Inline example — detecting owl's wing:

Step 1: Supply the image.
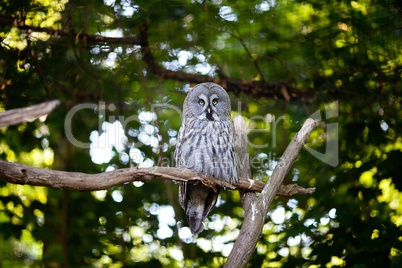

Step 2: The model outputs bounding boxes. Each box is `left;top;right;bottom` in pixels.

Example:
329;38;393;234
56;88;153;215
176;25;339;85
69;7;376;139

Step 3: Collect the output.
178;182;187;210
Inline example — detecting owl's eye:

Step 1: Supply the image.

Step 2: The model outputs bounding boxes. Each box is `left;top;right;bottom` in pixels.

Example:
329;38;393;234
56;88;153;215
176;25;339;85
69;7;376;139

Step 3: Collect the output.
212;99;218;105
198;99;205;106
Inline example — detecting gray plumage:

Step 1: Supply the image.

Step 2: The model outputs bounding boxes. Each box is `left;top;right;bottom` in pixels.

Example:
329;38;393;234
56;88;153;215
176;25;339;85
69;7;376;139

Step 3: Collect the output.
174;82;238;235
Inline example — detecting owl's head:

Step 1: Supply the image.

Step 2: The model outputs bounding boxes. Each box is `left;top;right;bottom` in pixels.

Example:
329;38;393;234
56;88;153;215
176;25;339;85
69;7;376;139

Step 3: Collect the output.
184;82;231;121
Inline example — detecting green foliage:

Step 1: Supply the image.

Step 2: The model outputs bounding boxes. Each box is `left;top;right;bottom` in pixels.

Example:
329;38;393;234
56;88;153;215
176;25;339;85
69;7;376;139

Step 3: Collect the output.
0;0;401;267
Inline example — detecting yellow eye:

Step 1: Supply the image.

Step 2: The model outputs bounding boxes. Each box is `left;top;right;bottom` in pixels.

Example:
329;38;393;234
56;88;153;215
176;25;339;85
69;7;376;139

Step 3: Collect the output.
198;99;205;106
212;99;218;105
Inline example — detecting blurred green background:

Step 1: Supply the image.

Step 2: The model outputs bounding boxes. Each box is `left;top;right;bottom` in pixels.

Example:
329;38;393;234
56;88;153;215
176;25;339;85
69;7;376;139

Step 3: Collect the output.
0;0;401;267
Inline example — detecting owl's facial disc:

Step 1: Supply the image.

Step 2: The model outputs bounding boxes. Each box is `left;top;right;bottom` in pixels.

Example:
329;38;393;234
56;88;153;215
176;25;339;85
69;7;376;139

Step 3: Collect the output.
187;83;231;121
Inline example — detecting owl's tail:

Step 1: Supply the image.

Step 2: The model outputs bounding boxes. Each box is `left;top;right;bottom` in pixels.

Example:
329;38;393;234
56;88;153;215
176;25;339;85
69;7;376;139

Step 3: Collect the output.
180;182;220;235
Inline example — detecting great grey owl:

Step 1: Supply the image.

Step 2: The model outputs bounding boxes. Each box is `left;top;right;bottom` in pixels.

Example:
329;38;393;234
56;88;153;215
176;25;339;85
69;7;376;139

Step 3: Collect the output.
174;82;238;235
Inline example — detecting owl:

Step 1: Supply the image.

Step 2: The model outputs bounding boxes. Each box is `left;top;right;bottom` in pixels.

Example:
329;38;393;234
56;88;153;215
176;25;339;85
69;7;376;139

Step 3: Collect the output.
174;82;238;235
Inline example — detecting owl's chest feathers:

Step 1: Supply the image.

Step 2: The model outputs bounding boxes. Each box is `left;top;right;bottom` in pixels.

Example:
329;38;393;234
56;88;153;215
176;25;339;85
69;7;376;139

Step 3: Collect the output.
180;119;233;147
176;118;237;183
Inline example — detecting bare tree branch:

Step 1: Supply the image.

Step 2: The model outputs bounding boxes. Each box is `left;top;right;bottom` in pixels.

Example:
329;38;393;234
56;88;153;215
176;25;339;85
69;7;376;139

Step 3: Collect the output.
0;99;60;127
0;160;315;197
0;100;314;197
233;114;259;211
225;118;319;268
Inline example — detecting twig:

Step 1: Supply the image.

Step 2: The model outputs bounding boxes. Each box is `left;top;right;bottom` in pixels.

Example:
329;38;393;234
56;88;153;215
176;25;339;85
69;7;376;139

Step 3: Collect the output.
0;100;60;127
206;24;266;81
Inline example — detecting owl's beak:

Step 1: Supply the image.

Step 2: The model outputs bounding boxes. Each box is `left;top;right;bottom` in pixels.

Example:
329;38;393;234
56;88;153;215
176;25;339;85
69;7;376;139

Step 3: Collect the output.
206;106;214;121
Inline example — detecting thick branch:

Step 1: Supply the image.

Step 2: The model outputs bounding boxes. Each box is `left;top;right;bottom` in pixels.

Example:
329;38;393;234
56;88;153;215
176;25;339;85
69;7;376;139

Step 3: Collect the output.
0;100;60;127
0;160;314;196
258;118;319;207
225;118;319;268
233;115;258;210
